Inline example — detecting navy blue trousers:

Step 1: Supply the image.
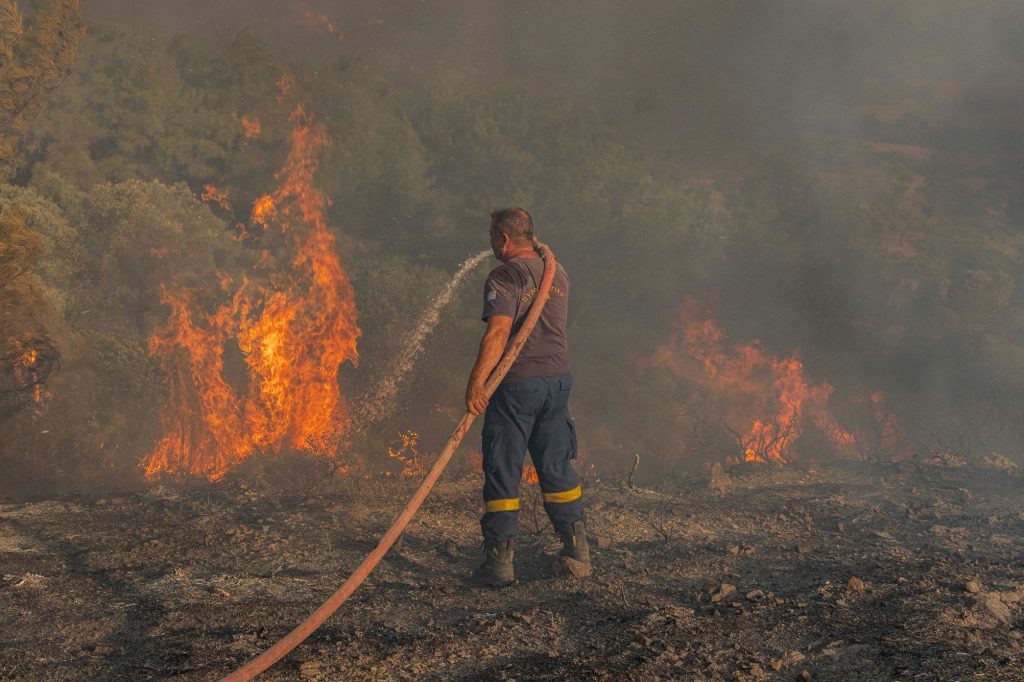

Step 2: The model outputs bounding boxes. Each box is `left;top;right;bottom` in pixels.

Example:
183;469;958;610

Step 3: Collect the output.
481;373;584;541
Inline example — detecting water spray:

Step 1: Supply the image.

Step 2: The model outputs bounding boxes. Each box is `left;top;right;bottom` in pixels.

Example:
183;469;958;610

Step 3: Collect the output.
352;249;491;430
220;242;558;681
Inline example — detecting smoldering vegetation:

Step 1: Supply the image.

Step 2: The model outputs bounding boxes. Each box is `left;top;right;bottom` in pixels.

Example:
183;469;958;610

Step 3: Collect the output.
3;1;1022;494
4;0;1019;493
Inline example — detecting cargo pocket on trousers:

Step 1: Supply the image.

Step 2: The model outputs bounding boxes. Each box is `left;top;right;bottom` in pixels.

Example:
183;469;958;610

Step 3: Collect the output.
566;418;578;461
482;423;503;475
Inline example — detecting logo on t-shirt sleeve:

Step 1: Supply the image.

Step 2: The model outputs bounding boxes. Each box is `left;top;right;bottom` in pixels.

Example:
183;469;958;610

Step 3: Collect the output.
487;289;498;302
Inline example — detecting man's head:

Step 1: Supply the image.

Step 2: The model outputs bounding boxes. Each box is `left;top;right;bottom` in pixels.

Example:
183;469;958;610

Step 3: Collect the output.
489;207;535;261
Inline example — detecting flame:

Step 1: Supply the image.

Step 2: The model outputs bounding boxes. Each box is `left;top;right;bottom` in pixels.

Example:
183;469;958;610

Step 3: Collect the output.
522;463;539;484
238;105;360;452
8;338;56;408
652;298;856;464
201;184;233;212
18;346;42;404
241;115;262;139
276;75;295;101
293;0;341;37
386;430;424;477
145;289;247;480
144;105;360;480
251;194;276;228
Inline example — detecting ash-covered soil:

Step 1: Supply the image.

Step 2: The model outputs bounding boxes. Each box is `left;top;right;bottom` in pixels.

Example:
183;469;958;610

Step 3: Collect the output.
1;456;1023;681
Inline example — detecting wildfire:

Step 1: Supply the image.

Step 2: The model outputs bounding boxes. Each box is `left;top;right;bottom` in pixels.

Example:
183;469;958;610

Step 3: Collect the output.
241;114;261;139
386;430;424;477
15;344;43;404
293;0;341;37
145;289;248;479
251;194;276;228
652;298;856;463
144;105;360;480
276;75;295;102
201;184;233;213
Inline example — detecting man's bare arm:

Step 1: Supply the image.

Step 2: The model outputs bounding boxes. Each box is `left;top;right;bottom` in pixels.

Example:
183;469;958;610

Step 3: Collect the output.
466;314;513;415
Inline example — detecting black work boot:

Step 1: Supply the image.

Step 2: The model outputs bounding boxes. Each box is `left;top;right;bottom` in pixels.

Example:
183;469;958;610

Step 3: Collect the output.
554;520;592;577
472;539;515;587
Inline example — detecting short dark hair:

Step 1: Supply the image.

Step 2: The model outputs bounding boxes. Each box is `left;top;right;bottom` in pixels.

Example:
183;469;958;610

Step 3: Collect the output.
490;207;533;244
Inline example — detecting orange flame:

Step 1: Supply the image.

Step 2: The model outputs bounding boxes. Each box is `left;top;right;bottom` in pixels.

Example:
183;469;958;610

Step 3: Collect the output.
386;430;424;477
251;194;276;229
201;184;233;212
522;463;539;484
144;105;360;480
276;75;295;101
238;105;360;452
145;289;247;480
241;115;262;139
17;346;42;404
293;0;342;37
652;298;856;463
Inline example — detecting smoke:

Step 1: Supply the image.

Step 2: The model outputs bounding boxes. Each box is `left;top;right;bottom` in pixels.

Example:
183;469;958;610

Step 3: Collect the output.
83;1;1024;149
2;0;1022;492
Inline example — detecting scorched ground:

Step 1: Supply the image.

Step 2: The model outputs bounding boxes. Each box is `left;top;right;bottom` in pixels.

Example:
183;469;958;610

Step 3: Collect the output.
1;456;1022;680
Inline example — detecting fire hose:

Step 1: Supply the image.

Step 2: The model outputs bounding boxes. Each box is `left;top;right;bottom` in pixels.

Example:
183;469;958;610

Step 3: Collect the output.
220;242;558;681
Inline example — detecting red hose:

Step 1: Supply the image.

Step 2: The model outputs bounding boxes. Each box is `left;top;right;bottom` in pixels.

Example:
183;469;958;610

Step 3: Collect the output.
219;243;558;681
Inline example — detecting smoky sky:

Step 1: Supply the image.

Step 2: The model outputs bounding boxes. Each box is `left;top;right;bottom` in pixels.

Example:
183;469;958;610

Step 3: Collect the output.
82;0;1024;155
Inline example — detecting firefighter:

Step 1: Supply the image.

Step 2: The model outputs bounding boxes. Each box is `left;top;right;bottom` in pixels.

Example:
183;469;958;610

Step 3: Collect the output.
465;207;589;586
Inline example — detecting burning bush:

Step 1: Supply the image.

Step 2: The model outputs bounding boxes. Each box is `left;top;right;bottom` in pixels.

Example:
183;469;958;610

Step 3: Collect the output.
645;298;911;466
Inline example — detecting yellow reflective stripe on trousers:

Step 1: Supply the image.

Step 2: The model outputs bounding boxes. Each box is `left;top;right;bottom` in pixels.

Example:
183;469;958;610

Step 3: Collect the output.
485;498;520;513
542;485;581;504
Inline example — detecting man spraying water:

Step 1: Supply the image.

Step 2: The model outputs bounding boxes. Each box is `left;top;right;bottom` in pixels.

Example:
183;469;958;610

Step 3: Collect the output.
465;208;590;586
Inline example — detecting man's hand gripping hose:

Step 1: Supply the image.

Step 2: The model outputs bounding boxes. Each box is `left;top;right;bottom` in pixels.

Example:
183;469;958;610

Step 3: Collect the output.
219;241;557;681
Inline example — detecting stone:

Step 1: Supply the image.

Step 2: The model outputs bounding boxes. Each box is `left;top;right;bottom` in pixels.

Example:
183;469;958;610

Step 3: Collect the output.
964;579;983;594
846;576;865;592
746;589;765;601
783;651;806;665
748;664;768;680
595;536;612;549
979;597;1012;625
796;545;813;554
708;462;732;492
710;583;737;602
298;660;322;680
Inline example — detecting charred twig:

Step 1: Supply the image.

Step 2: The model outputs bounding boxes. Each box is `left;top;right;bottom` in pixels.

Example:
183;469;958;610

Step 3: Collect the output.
648;500;675;542
627;453;640;488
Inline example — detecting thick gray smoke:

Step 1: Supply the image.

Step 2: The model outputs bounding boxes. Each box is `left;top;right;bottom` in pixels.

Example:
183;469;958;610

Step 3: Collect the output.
2;0;1020;493
84;0;1023;153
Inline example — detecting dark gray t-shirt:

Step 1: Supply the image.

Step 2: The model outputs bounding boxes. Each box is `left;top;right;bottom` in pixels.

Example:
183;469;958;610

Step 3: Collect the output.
482;256;570;382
